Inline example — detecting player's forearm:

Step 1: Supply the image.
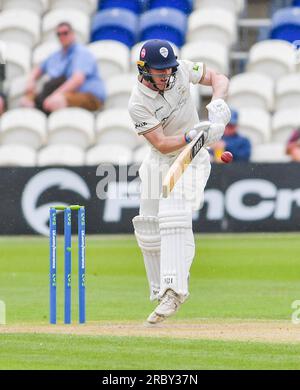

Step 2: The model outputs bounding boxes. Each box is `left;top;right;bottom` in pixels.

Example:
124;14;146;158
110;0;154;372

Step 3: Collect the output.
155;134;187;154
211;73;229;100
144;125;197;155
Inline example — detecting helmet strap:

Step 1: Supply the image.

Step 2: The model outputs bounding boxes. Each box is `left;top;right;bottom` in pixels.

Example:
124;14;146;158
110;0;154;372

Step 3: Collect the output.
138;64;178;91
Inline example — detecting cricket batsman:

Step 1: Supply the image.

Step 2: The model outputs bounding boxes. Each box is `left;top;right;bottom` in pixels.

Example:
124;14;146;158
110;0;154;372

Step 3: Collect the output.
128;39;230;324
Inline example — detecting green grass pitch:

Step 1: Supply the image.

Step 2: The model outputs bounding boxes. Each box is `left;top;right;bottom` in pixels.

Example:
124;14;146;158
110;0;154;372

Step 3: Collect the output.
0;233;300;370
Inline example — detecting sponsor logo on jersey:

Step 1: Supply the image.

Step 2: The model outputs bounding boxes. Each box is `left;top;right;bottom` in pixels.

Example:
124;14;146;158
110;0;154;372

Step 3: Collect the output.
135;121;148;129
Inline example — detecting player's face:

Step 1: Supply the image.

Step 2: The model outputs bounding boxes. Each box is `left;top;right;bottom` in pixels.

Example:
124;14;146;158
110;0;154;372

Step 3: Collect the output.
150;68;173;91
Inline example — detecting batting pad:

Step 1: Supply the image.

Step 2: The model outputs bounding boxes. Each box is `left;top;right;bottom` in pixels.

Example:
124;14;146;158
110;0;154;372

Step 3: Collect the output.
158;198;192;300
132;216;161;301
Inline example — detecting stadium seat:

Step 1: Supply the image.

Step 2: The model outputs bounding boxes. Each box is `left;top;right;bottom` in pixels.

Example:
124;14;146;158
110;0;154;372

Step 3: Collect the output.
4;43;31;82
32;41;60;67
148;0;193;14
238;108;271;145
99;0;143;14
86;144;133;166
0;108;47;149
1;0;49;16
42;9;90;44
275;73;300;111
105;73;137;109
130;40;180;71
247;40;296;80
140;8;187;47
194;0;245;14
6;74;48;110
0;9;40;48
95;109;139;150
272;108;300;143
251;143;291;163
37;145;85;166
228;73;274;111
6;75;27;110
0;145;37;167
48;108;95;149
187;8;237;47
181;42;229;75
88;40;130;80
91;9;138;48
271;7;300;43
50;0;98;15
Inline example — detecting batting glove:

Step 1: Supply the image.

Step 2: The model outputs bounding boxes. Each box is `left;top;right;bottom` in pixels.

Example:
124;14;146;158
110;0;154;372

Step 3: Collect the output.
206;99;231;126
203;123;225;146
184;121;212;144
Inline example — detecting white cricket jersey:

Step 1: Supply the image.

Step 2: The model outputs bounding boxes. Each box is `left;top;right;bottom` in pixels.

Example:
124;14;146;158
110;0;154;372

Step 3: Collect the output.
128;60;206;144
129;59;211;210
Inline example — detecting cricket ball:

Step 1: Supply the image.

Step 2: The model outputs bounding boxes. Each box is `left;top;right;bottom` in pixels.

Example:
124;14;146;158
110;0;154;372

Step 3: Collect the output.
221;151;233;164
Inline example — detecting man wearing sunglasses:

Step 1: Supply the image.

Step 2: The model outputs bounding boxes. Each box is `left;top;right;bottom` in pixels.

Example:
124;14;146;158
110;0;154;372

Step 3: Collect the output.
21;22;105;113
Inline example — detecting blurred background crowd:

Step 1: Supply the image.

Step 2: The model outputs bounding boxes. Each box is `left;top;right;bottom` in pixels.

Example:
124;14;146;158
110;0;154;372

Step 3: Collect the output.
0;0;300;167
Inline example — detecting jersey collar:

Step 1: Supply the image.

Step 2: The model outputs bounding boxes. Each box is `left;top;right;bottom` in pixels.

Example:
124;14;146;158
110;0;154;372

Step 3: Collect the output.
137;79;159;99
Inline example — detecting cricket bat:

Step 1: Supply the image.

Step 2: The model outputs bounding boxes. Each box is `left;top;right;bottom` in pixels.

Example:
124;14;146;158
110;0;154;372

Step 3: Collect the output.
162;121;211;198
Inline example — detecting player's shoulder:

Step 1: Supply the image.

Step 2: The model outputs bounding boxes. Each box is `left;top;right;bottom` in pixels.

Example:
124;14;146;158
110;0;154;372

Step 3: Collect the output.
179;59;204;71
128;84;147;115
178;59;192;68
128;80;153;107
128;84;140;107
177;59;189;72
177;59;202;77
177;59;206;84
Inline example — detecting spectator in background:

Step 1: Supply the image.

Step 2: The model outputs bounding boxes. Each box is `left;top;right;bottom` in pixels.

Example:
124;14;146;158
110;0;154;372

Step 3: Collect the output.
210;108;251;162
286;127;300;162
21;22;106;114
0;93;6;115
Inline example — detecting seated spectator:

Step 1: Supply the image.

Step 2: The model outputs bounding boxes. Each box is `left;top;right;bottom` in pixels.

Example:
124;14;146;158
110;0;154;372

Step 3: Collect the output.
21;22;106;114
286;127;300;162
0;92;6;115
210;109;251;162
